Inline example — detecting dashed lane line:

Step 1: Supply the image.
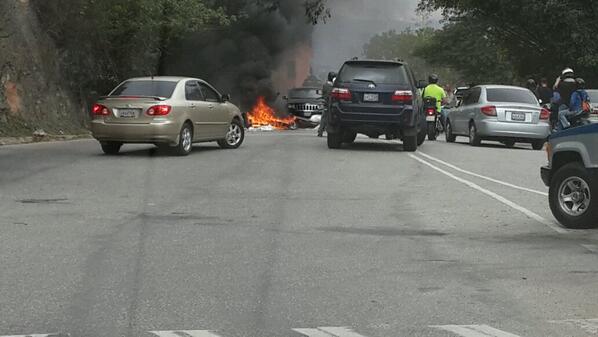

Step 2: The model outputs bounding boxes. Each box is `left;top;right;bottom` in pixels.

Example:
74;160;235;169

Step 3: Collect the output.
149;331;222;337
418;152;548;197
431;324;522;337
409;154;569;234
293;327;368;337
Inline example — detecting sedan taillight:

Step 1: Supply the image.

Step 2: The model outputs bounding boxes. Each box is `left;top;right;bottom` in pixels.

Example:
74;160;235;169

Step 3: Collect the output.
540;108;550;120
480;105;497;116
147;105;172;116
92;104;110;116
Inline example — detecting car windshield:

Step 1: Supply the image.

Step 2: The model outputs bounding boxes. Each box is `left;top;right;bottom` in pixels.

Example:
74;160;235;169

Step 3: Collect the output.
486;88;538;105
289;88;322;99
337;63;409;84
110;80;178;98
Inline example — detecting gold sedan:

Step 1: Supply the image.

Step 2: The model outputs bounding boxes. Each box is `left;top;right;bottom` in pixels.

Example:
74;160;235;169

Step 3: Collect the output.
91;77;245;155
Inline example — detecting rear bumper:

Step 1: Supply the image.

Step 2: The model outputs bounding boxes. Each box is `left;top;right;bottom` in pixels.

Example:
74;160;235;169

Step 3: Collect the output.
91;119;180;144
541;166;551;186
477;120;551;140
331;105;416;128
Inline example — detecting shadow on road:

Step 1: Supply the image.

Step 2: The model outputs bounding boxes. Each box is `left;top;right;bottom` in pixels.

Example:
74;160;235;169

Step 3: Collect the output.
339;141;406;152
98;145;222;157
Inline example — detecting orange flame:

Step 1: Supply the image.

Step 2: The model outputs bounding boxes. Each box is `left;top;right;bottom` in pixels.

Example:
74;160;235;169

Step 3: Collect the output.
247;96;296;130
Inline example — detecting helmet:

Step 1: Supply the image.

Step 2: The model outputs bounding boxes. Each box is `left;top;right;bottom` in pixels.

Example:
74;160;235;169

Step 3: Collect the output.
562;68;574;76
428;74;439;84
526;78;537;87
575;77;586;89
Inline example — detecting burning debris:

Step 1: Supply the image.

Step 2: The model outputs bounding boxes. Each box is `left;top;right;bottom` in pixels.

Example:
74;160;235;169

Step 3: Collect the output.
247;96;296;130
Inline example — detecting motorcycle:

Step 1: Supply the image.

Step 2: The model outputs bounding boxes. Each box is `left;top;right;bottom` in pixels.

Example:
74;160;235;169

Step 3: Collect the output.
423;97;442;141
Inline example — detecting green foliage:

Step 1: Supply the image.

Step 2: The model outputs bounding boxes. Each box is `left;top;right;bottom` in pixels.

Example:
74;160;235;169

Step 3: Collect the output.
364;28;461;85
417;0;598;85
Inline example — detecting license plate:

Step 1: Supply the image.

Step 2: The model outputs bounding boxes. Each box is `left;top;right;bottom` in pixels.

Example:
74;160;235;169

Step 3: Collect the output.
426;116;436;122
510;112;526;121
363;93;379;102
118;108;138;118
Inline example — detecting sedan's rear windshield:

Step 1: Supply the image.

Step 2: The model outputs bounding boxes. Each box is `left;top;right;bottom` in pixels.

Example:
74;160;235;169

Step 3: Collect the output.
110;80;178;98
338;63;409;85
586;90;598;102
289;88;322;99
486;88;538;105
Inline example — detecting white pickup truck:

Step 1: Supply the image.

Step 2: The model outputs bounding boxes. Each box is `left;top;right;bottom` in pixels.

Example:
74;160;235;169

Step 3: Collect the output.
542;123;598;228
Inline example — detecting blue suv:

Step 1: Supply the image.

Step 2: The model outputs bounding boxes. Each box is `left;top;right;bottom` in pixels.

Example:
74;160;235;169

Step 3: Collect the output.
326;59;425;151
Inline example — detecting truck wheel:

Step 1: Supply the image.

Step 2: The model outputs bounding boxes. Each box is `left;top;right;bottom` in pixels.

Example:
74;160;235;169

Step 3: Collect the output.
532;140;545;151
342;132;357;144
403;134;417;152
503;140;516;148
445;120;456;143
427;122;437;141
101;142;122;155
417;126;426;146
327;130;343;149
549;163;598;229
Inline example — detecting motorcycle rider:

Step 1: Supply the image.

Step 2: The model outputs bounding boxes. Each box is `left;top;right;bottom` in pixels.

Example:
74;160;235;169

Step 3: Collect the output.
423;74;448;128
554;68;577;107
537;78;554;104
558;77;590;130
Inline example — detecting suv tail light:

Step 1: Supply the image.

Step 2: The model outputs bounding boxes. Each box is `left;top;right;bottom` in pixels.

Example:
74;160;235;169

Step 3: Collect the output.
331;88;352;101
147;105;172;116
392;90;413;104
540;108;550;120
92;103;110;116
481;105;497;116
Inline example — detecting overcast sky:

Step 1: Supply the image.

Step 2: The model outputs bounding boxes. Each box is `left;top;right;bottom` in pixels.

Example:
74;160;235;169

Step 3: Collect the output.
312;0;440;75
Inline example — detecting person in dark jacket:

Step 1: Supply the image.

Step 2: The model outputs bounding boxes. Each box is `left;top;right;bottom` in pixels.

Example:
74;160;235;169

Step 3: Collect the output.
537;78;554;104
554;68;577;107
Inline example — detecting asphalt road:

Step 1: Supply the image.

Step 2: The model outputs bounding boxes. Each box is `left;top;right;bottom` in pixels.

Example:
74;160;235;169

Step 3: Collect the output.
2;131;598;337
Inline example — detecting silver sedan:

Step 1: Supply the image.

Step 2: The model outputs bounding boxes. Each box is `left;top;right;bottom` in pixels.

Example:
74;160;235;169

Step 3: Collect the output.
445;85;551;150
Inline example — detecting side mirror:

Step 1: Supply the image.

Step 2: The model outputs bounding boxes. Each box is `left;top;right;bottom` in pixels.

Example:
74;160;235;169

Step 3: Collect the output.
417;80;427;89
222;94;231;102
328;71;337;82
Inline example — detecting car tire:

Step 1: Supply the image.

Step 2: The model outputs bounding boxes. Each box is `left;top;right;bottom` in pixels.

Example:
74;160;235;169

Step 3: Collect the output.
469;123;481;146
342;131;357;144
532;140;545;151
427;122;437;141
503;140;516;148
549;163;598;229
172;122;193;156
445;120;456;143
403;134;417;152
327;130;343;149
101;142;122;155
218;119;245;149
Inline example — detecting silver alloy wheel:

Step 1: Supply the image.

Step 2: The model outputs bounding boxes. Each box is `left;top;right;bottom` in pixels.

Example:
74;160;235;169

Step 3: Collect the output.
558;176;591;216
182;127;192;152
226;122;242;146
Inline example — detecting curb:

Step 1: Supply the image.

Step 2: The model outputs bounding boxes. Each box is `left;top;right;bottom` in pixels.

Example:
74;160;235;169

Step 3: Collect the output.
0;134;92;146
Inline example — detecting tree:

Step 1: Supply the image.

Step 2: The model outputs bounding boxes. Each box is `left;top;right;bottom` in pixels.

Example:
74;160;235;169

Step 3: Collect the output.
364;28;461;85
417;0;598;85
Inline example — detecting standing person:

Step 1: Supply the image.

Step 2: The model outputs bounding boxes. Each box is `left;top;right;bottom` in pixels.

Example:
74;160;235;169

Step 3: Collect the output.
537;78;554;104
526;78;539;98
318;74;334;137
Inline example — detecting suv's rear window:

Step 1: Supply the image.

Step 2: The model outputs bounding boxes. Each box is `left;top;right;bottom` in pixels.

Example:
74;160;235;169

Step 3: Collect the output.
338;63;409;85
486;88;538;105
111;80;178;98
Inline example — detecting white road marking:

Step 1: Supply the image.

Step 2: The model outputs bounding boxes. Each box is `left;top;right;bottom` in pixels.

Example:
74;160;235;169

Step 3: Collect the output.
293;327;367;337
149;331;222;337
549;318;598;334
581;244;598;253
409;154;569;234
431;324;521;337
0;335;57;337
419;152;548;196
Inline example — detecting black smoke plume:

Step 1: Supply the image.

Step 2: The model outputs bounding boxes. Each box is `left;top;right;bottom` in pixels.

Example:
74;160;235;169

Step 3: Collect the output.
163;1;313;111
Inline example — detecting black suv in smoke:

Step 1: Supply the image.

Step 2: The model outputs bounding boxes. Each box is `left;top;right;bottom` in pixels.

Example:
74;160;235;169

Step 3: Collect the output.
326;59;425;151
285;87;325;127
